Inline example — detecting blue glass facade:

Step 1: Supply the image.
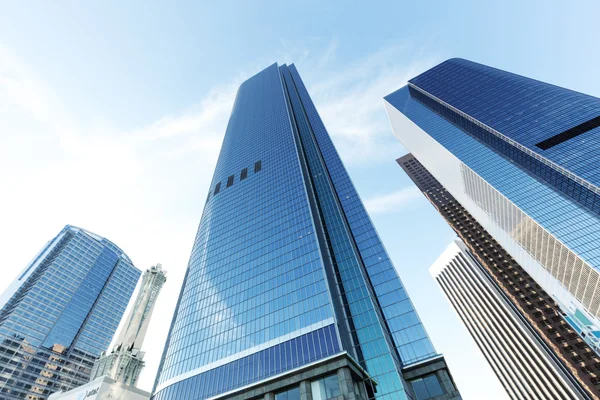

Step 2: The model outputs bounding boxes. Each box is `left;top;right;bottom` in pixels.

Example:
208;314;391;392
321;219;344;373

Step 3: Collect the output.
152;64;441;400
0;225;140;399
385;58;600;323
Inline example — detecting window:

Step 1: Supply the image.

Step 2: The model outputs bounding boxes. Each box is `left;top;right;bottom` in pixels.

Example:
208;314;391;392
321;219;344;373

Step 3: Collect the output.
214;182;221;195
311;374;340;400
275;387;300;400
410;374;444;400
240;168;248;180
227;175;234;188
254;160;262;173
535;115;600;150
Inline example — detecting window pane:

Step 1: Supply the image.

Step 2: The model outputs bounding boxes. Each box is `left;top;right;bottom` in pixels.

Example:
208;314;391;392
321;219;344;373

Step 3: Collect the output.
424;374;444;397
411;378;429;400
275;386;300;400
323;375;341;397
311;374;340;400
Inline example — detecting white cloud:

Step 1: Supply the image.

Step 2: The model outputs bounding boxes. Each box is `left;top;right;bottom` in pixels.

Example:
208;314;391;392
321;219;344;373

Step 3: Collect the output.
315;37;339;70
364;186;422;215
0;45;74;133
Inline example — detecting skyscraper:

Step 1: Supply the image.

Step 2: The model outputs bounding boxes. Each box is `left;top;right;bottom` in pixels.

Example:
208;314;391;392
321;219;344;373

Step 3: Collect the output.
385;58;600;395
152;64;461;400
398;153;600;398
0;225;141;399
431;240;584;400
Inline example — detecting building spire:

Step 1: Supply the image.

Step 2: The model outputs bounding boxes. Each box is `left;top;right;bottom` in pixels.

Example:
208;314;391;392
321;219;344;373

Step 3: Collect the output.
90;264;167;387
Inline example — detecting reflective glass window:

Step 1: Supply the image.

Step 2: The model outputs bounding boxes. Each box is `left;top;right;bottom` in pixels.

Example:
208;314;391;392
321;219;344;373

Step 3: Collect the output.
410;374;444;400
311;374;341;400
275;386;300;400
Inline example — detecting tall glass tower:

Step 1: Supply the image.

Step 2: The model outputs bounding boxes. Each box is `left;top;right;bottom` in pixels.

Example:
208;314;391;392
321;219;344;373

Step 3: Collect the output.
152;64;460;400
385;58;600;396
0;225;141;399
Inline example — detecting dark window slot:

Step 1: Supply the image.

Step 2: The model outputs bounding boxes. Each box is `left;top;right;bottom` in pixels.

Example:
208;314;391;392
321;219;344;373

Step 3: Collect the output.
214;182;221;195
254;160;262;173
536;115;600;150
240;168;248;180
226;175;234;188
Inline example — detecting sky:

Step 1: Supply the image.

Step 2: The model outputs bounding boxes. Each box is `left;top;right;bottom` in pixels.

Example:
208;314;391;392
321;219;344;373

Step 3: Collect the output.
1;1;600;398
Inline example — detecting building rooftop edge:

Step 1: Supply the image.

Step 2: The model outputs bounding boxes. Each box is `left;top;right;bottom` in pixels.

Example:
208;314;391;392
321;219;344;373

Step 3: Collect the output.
429;240;467;277
64;224;136;267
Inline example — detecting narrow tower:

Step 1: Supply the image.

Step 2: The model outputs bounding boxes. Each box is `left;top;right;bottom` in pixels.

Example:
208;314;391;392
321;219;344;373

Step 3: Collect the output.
91;264;167;387
151;63;461;400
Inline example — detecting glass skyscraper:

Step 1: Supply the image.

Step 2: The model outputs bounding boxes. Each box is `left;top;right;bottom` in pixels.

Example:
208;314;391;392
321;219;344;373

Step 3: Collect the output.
0;225;141;399
152;64;460;400
385;58;600;396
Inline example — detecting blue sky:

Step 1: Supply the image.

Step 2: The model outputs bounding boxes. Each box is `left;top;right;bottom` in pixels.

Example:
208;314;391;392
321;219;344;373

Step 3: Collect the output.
1;1;599;398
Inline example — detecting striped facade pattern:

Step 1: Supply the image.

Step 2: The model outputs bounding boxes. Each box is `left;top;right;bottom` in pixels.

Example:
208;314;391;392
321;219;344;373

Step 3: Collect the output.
432;243;582;400
461;165;600;318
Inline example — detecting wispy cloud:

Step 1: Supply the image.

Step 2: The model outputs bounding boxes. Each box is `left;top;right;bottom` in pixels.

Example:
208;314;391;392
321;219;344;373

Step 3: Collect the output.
0;45;72;132
315;37;339;70
127;80;242;161
364;186;422;215
302;41;440;164
130;80;241;143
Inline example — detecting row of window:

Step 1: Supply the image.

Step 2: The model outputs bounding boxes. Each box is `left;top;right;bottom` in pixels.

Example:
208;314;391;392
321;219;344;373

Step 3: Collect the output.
393;83;600;285
154;325;340;400
536;115;600;150
211;160;262;197
408;84;600;216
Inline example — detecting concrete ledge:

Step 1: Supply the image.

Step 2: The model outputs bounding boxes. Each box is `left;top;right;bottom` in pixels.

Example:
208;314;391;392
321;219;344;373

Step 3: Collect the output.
402;355;462;400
